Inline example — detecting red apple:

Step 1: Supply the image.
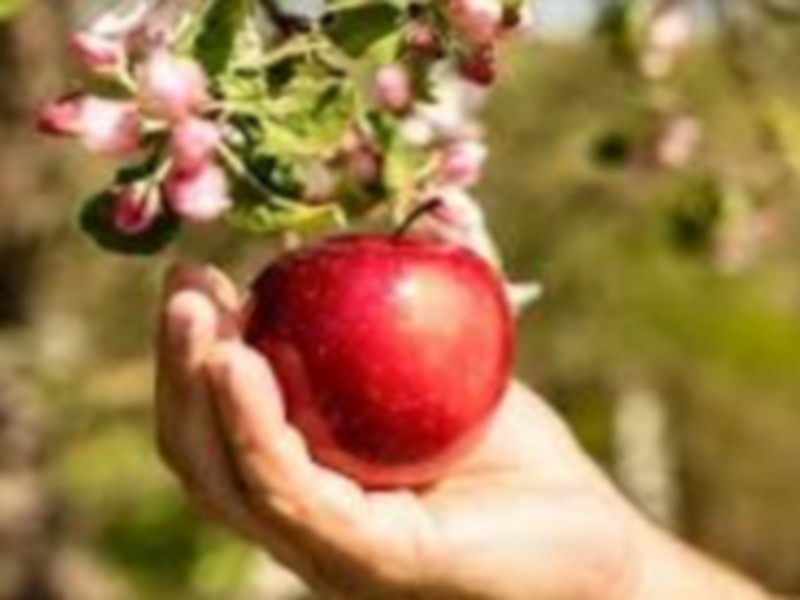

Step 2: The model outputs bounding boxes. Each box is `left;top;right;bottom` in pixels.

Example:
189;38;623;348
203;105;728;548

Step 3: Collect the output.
245;234;514;488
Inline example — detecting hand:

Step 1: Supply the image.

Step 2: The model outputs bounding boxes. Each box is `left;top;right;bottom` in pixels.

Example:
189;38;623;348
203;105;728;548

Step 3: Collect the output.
155;264;767;600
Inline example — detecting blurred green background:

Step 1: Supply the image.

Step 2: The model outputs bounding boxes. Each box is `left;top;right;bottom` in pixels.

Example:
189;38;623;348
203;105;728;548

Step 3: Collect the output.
1;0;800;597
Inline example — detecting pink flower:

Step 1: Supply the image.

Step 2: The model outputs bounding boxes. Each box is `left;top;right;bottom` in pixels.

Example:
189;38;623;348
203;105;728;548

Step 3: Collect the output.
438;138;487;186
69;31;127;73
413;187;500;264
373;64;413;113
345;146;381;184
427;187;484;230
137;50;208;121
165;163;231;223
446;0;503;44
406;22;442;57
112;185;159;234
37;94;141;157
169;117;221;174
37;93;84;136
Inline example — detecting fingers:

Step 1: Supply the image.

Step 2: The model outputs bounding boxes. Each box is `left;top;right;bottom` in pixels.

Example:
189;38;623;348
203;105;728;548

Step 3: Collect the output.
204;341;328;514
155;264;236;466
157;266;412;588
204;342;377;556
155;265;277;545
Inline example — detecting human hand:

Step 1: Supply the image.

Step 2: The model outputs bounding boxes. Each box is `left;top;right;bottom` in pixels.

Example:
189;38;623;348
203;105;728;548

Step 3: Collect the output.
155;264;767;600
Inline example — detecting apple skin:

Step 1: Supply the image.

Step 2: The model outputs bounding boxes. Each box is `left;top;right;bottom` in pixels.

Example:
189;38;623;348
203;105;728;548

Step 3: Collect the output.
245;234;514;489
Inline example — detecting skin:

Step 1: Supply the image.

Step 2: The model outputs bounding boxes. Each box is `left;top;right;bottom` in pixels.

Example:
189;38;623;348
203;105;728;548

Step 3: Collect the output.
156;264;771;600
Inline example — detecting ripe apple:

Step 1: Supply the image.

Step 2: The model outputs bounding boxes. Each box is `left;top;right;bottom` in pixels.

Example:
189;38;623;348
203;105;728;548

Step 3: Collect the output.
245;234;514;488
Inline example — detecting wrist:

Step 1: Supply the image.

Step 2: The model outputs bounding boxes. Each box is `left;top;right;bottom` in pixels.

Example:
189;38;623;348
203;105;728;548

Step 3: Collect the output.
626;518;770;600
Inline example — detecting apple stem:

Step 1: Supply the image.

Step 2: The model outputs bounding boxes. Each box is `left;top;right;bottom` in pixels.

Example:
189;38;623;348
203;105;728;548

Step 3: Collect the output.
393;199;443;239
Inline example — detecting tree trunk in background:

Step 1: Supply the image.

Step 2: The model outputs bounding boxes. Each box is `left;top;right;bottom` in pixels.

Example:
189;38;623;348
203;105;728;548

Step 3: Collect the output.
0;4;121;599
0;0;68;327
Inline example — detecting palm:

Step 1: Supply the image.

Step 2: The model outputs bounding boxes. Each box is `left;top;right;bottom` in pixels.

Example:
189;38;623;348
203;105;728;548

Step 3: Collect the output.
157;266;635;599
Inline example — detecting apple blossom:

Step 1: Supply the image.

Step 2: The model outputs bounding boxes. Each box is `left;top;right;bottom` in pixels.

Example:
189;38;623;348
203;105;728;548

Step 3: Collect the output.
412;187;500;265
438;138;488;187
373;64;413;113
137;49;208;121
165;163;231;223
446;0;503;44
112;185;159;234
169;117;222;174
37;94;141;158
78;0;154;39
68;31;127;73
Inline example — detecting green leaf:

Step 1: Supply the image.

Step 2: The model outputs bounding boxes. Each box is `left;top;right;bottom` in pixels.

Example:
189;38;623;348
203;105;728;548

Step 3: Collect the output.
258;77;356;157
193;0;254;76
370;113;427;209
323;2;404;58
78;191;181;256
227;200;346;235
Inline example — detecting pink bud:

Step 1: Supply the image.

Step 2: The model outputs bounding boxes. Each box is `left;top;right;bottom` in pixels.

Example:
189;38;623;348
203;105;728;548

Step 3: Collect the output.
345;146;381;184
373;65;413;113
415;188;500;264
400;116;435;147
79;97;141;157
37;93;83;136
406;22;443;57
69;31;127;73
428;187;485;230
438;138;487;186
137;50;208;121
169;118;222;174
446;0;503;44
165;163;231;223
37;94;141;157
458;45;497;86
112;185;159;235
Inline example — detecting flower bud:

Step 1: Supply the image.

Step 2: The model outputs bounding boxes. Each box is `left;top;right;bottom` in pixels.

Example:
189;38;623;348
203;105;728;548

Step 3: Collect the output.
400;116;436;147
112;184;159;234
79;98;141;157
406;22;443;57
438;138;487;187
165;163;231;223
458;45;497;86
36;93;83;136
446;0;503;44
169;117;221;174
428;187;485;229
303;161;338;203
413;187;501;265
137;50;208;121
69;31;127;73
345;146;381;185
373;64;413;113
37;94;141;158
